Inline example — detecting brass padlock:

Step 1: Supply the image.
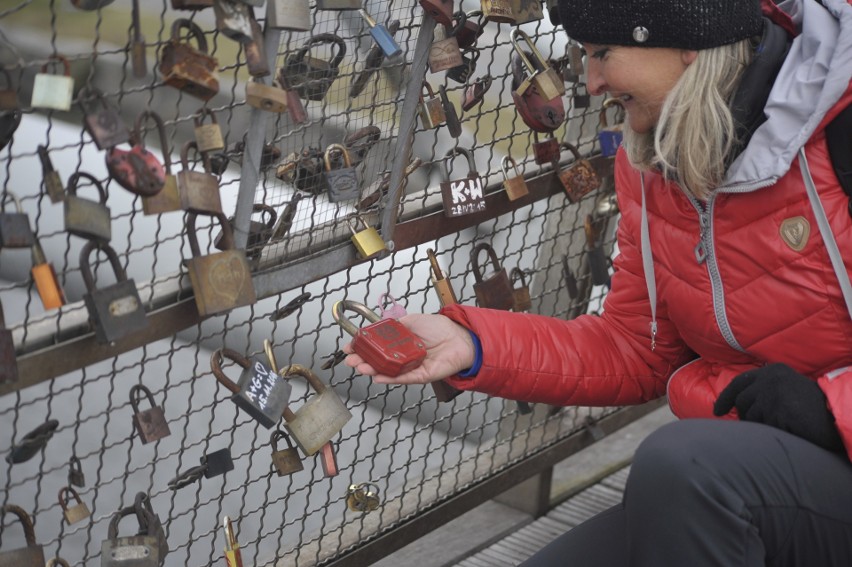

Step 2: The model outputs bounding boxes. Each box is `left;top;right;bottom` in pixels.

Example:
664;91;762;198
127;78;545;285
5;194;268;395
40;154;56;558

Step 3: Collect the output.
429;24;464;73
68;456;86;487
160;19;220;101
140;112;181;215
130;384;171;444
511;29;565;101
31;55;74;111
31;238;66;311
324;144;359;203
0;191;35;249
282;34;347;101
471;242;514;310
599;97;625;157
418;81;445;130
316;0;361;9
194;108;225;153
58;486;90;525
185;212;256;316
509;0;543;24
345;482;381;512
424;249;464;403
532;132;560;165
37;145;64;203
501;155;529;201
222;516;243;567
281;364;352;456
348;214;387;259
79;87;130;150
482;0;515;24
0;505;45;565
266;0;311;31
213;0;253;43
0;300;17;385
210;348;291;428
510;267;532;312
130;0;146;79
558;142;600;203
439;147;485;218
80;240;148;344
246;78;288;113
271;429;304;476
63;171;111;242
177;140;222;215
101;503;159;567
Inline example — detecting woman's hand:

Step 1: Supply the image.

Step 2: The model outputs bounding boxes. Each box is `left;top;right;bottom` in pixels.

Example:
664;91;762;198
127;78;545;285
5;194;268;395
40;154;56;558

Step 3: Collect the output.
342;313;475;385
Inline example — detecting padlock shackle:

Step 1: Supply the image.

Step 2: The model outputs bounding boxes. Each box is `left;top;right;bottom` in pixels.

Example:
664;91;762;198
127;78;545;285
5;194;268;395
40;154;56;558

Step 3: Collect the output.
280;363;327;394
0;504;37;544
332;299;380;337
40;54;71;76
193;107;218;127
470;242;502;282
271;428;296;451
324;143;352;171
58;486;83;510
107;501;150;540
69;455;83;477
210;348;249;394
186;211;233;257
560;142;583;162
170;18;209;54
79;240;129;295
450;10;467;35
46;558;72;567
251;202;278;228
500;155;520;179
420;81;436;101
129;383;157;413
510;266;528;287
180;140;213;174
134;110;171;172
599;97;625;128
343;125;381;160
66;171;108;203
510;29;547;74
0;189;24;213
293;33;347;68
440;147;476;181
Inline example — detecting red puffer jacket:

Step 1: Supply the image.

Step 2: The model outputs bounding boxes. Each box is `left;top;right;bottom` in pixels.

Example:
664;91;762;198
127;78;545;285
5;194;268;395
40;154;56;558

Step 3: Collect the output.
440;0;852;458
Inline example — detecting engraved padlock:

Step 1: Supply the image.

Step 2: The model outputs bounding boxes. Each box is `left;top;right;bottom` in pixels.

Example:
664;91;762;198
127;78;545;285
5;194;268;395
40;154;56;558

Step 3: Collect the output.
194;108;225;153
511;29;565;101
0;300;17;385
159;19;220;100
79;87;130;150
185;212;256;316
510;267;532;312
0;505;45;565
509;0;543;24
31;55;74;111
246;78;288;113
347;215;387;259
501;155;529;201
0;191;34;248
31;238;67;311
6;420;59;465
37;145;65;203
177;141;222;215
68;456;86;488
101;502;159;567
280;364;352;456
598;97;625;157
439;147;485;218
532;132;560;165
511;52;565;133
346;482;381;512
558;142;600;203
418;82;445;130
130;384;171;444
333;299;427;377
324;144;359;202
270;429;304;476
282;34;346;101
316;0;361;9
59;486;90;525
106;110;167;198
266;0;311;31
140;112;181;215
419;0;454;27
64;171;111;242
429;23;464;73
213;0;253;43
471;242;514;310
482;0;514;24
80;240;148;344
210;347;291;429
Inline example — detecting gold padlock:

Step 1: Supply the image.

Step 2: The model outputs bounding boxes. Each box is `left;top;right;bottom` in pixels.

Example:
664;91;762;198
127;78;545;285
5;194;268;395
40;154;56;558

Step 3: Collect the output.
246;78;289;113
194;107;225;152
347;215;387;259
511;29;565;101
345;483;381;512
482;0;515;23
418;82;445;130
501;155;529;201
59;486;90;525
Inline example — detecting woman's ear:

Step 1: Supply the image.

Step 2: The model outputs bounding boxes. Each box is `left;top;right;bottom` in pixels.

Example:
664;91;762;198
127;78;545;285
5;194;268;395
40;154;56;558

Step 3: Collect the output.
681;50;699;66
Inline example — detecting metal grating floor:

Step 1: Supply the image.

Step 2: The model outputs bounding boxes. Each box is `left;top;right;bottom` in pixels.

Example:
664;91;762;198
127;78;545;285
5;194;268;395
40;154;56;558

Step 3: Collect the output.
454;466;630;566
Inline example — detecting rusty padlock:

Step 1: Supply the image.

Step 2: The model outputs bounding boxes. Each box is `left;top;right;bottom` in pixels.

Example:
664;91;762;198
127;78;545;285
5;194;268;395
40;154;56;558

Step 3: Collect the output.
471;242;514;310
440;147;485;218
501;155;529;201
511;52;565;133
79;87;130;150
558;142;600;202
177;140;222;215
599;97;625;157
275;147;326;194
324;144;359;202
462;75;492;112
419;0;454;26
58;486;90;525
194;108;225;152
210;348;291;429
106;110;167;198
532;132;560;165
280;364;352;456
64;171;111;242
80;240;148;344
243;9;270;78
270;429;304;476
130;384;171;444
0;192;34;249
429;23;464;73
418;81;445;130
160;19;220;101
332;299;427;377
454;9;484;50
268;193;303;243
185;212;256;316
510;267;532;312
0;505;45;565
343;125;382;166
0;300;17;385
282;34;347;101
31;55;74;111
37;145;65;203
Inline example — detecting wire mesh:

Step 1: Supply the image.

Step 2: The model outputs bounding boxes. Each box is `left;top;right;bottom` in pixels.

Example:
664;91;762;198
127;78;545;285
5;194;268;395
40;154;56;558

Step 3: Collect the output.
0;1;621;566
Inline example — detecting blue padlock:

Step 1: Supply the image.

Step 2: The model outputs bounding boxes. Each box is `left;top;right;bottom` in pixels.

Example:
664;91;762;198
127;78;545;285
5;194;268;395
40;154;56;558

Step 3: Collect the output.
359;9;402;58
598;97;625;157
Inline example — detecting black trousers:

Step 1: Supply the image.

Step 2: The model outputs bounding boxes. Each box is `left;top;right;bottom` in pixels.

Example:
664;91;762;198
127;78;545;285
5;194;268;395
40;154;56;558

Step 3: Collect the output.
521;419;852;566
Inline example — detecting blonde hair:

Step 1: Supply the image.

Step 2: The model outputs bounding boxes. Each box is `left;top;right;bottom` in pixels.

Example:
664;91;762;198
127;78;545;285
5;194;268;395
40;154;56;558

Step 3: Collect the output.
622;39;754;200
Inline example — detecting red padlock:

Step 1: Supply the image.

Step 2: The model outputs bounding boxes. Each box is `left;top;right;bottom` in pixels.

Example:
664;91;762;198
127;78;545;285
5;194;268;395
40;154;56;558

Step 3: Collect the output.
105;110;167;197
332;299;426;377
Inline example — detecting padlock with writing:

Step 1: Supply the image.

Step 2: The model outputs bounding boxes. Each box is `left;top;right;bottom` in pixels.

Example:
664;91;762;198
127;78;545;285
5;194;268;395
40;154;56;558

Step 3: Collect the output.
213;0;253;43
31;238;66;311
64;171;111;242
185;212;256;316
429;23;464;73
246;78;288;113
585;214;611;287
80;88;130;150
419;0;454;26
140;113;181;215
418;82;445;130
454;9;484;50
317;0;361;8
324;144;359;202
511;53;565;133
599;97;625;157
462;75;492;112
243;10;270;78
282;34;346;101
68;456;86;488
471;242;515;310
501;155;529;201
348;215;387;259
160;19;220;100
511;29;565;101
440;147;485;218
482;0;514;24
271;429;304;476
106;110;167;198
38;145;65;203
0;505;45;565
266;0;311;30
510;267;532;312
194;108;225;152
280;364;352;456
333;300;427;377
509;0;543;24
440;85;462;138
0;192;34;248
447;48;479;84
346;482;381;512
318;441;339;477
80;240;148;344
558;142;600;202
177;141;222;215
130;384;171;444
59;486;90;525
532;132;560;165
101;502;159;567
360;9;402;58
31;55;74;111
6;420;59;465
0;300;17;385
210;348;291;428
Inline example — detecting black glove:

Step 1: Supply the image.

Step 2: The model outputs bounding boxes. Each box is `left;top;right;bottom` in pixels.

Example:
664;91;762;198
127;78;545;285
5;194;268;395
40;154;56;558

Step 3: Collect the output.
713;363;844;452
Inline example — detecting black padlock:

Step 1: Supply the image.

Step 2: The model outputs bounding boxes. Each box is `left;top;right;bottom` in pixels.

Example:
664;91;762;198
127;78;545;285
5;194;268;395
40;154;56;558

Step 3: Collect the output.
0;191;34;249
130;384;171;444
282;34;347;101
68;456;86;487
210;348;292;429
203;447;234;478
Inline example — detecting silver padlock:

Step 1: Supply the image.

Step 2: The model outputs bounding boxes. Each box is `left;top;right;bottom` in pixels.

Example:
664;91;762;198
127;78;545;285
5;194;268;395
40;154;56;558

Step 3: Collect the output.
266;0;310;31
31;55;74;111
281;364;352;456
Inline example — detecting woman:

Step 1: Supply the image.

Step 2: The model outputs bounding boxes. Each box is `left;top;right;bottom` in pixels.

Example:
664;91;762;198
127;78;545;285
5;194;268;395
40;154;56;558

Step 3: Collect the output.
346;0;852;564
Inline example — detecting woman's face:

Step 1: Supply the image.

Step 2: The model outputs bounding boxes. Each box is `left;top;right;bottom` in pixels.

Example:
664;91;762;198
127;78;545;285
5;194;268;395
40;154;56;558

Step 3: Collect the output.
582;43;698;134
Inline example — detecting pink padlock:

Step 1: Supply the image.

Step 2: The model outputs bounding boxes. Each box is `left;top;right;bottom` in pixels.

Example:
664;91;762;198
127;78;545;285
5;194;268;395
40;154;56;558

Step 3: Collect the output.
377;293;407;320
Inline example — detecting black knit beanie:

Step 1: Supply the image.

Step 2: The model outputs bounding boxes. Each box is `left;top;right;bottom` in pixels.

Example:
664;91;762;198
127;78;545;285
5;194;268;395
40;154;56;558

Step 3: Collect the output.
558;0;764;50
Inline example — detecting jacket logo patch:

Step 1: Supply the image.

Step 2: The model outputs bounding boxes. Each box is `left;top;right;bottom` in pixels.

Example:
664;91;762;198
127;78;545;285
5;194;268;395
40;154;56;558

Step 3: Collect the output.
780;216;810;252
